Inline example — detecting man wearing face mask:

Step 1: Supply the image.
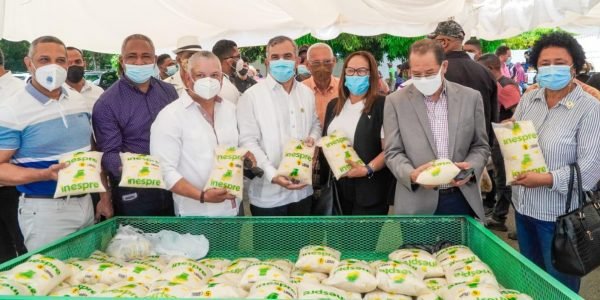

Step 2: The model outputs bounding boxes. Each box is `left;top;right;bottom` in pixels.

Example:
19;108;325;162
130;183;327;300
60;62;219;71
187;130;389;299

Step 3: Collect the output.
151;51;253;216
296;45;311;82
64;47;104;113
212;39;243;104
496;45;512;78
237;35;321;216
157;54;177;80
233;59;257;93
0;36;108;251
463;38;482;61
384;39;490;220
92;34;179;217
164;36;203;95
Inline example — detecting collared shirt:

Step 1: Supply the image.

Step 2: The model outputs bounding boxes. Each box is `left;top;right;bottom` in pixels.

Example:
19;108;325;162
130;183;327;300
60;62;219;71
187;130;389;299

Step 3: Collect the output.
92;77;178;179
237;75;321;208
0;83;91;195
512;84;600;221
302;76;340;127
163;71;186;95
218;74;241;105
424;88;449;160
150;92;240;216
0;71;25;102
65;80;104;114
197;95;223;127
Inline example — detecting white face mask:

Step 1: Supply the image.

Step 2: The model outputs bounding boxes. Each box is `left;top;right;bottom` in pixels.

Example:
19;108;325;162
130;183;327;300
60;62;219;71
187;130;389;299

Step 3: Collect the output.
235;58;245;72
412;67;443;96
193;77;221;100
32;63;67;91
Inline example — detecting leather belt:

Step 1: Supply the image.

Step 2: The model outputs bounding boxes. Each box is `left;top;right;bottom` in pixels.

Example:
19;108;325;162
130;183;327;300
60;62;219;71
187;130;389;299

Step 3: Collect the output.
23;194;87;200
438;187;460;195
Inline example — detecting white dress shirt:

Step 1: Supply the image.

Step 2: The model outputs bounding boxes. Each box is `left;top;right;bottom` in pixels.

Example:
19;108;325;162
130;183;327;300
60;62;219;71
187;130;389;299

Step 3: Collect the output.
237;75;322;208
150;91;240;216
65;80;104;113
219;75;241;105
164;71;186;95
0;71;25;103
327;99;384;145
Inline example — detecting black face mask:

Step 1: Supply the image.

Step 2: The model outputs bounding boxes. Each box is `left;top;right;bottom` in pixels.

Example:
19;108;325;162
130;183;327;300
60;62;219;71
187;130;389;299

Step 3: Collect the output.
238;68;249;76
67;65;85;83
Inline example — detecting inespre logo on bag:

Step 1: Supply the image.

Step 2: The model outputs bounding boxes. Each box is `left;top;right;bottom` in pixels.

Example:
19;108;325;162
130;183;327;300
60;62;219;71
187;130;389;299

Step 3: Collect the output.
118;153;165;189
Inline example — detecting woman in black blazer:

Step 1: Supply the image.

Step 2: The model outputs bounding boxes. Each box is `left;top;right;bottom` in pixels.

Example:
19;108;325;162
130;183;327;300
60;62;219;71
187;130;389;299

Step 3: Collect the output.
320;51;394;215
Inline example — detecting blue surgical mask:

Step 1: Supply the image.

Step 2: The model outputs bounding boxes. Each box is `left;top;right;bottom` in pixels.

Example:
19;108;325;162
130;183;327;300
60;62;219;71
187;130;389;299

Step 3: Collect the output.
297;64;310;75
344;75;370;95
537;65;572;91
166;65;178;77
269;59;296;83
124;63;155;84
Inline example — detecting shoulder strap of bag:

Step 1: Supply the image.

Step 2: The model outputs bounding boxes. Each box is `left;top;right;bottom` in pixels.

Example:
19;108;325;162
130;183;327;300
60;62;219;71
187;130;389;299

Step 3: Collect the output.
574;163;588;209
564;164;576;214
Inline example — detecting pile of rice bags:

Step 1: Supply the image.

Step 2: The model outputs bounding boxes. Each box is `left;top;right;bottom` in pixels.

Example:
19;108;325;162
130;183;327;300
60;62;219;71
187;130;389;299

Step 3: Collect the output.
492;121;548;184
54;151;106;198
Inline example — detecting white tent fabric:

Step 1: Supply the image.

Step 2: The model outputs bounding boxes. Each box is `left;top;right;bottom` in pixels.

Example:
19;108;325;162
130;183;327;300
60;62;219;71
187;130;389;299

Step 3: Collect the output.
1;0;600;53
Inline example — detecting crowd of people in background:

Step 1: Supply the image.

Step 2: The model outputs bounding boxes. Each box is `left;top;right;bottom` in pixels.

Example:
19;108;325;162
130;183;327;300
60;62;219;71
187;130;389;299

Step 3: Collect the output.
0;19;599;294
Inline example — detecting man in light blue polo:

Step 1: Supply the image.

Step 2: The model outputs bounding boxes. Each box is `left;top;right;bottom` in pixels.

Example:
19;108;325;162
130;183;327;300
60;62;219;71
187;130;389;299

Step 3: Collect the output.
0;36;110;251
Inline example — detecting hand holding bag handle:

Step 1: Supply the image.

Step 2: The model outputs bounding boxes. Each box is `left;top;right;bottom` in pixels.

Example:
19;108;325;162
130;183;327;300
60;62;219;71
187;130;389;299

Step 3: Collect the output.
552;163;600;276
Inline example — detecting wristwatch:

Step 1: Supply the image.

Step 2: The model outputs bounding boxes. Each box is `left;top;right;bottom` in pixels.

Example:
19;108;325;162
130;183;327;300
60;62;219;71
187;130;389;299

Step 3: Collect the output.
199;191;205;203
366;164;375;179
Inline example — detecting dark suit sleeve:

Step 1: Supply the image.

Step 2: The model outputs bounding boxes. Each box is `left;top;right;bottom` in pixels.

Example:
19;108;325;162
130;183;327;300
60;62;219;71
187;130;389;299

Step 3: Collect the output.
465;92;491;181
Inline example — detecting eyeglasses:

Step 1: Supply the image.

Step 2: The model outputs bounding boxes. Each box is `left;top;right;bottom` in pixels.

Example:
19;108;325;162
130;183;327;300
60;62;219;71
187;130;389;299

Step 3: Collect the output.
345;67;370;76
224;55;241;61
309;59;335;67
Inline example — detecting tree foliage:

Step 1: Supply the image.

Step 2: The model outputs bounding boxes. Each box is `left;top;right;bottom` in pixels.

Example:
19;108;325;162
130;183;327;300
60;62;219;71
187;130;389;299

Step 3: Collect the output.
0;39;29;72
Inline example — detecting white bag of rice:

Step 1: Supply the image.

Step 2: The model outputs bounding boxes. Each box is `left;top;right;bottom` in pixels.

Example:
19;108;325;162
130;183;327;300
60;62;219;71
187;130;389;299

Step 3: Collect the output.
493;121;548;184
208;258;258;285
116;261;163;284
203;146;246;199
290;269;328;285
0;278;34;296
297;282;362;300
119;152;165;189
247;279;297;299
440;281;503;300
87;250;115;263
322;259;377;293
265;259;295;274
445;261;499;288
500;289;534;300
363;290;413;300
318;130;365;180
295;245;341;273
415;293;443;300
76;261;123;285
192;282;248;298
158;257;212;287
415;159;461;186
375;260;426;296
435;245;477;269
146;280;194;298
6;254;71;296
240;261;292;290
276;140;315;185
369;260;387;270
96;281;148;298
64;259;96;285
199;258;232;274
49;283;108;297
388;249;444;278
54;151;105;198
105;225;152;261
420;278;447;296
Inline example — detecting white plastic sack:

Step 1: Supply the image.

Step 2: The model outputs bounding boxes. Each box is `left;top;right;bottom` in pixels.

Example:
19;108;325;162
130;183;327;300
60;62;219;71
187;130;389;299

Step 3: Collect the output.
49;283;108;297
322;259;377;293
276;140;315;185
415;159;461;186
297;282;362;300
0;278;34;296
119;152;166;189
318;130;365;180
146;280;194;298
105;225;152;261
158;257;213;287
500;289;534;300
363;290;413;300
388;249;444;278
445;261;499;288
54;151;105;198
493;121;548;184
440;282;503;300
247;279;297;299
375;260;426;296
420;278;447;296
96;282;148;298
199;258;232;274
208;258;259;285
435;245;477;269
204;146;246;199
76;261;123;285
64;259;96;285
116;261;163;284
144;230;209;259
6;254;71;296
290;269;327;285
295;245;341;273
192;282;248;298
240;261;292;290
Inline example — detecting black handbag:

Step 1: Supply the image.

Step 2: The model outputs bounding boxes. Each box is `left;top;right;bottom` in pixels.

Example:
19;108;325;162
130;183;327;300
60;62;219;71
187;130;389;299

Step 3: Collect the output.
552;164;600;276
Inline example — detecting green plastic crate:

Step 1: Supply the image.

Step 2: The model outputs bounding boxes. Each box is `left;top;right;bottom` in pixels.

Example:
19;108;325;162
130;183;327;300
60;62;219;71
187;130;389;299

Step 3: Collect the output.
0;216;582;299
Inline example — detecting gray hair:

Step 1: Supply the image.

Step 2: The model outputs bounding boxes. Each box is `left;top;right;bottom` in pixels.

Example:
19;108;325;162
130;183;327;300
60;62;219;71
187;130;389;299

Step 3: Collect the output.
266;35;297;57
187;50;222;75
307;43;334;61
28;36;66;58
121;34;155;55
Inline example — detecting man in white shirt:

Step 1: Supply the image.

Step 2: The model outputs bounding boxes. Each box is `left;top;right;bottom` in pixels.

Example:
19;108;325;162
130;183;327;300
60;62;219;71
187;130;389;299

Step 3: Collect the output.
237;35;321;216
164;36;203;95
64;47;104;114
0;47;27;262
212;39;242;104
151;51;254;216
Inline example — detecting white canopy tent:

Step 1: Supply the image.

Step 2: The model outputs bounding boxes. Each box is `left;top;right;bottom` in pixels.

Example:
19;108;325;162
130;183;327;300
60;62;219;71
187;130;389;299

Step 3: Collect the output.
1;0;600;53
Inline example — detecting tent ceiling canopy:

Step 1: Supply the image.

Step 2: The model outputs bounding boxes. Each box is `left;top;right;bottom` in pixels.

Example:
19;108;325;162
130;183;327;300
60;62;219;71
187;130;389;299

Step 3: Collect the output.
1;0;599;53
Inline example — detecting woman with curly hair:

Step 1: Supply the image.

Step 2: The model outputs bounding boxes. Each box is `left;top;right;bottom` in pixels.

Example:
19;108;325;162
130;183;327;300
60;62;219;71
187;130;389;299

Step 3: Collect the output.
511;31;600;292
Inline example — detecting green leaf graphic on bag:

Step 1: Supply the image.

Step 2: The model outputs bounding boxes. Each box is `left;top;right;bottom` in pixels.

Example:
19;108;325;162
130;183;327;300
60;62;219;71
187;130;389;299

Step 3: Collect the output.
138;166;150;177
73;169;85;183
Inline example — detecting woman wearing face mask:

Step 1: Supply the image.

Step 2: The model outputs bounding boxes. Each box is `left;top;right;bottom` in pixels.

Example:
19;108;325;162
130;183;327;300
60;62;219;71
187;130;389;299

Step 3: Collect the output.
320;51;394;215
510;32;600;292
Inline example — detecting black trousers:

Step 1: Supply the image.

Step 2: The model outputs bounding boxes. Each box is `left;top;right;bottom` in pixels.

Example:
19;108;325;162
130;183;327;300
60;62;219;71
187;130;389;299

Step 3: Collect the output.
110;179;174;216
0;186;27;263
335;178;389;215
250;196;312;216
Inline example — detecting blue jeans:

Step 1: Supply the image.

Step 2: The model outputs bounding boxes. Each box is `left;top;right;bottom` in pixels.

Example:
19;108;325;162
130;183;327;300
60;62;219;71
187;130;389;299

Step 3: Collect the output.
515;212;581;292
435;188;475;216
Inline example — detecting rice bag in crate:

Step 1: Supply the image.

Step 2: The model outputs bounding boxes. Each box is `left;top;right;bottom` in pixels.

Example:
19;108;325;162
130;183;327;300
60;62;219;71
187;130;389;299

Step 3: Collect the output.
322;259;377;293
158;256;213;288
5;254;71;296
192;282;248;298
297;282;362;300
96;281;148;298
240;261;291;290
388;248;444;278
295;245;341;273
375;260;426;296
363;290;413;300
49;283;108;297
146;280;194;298
199;258;232;274
439;281;503;300
247;279;297;300
0;278;34;296
105;225;152;261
